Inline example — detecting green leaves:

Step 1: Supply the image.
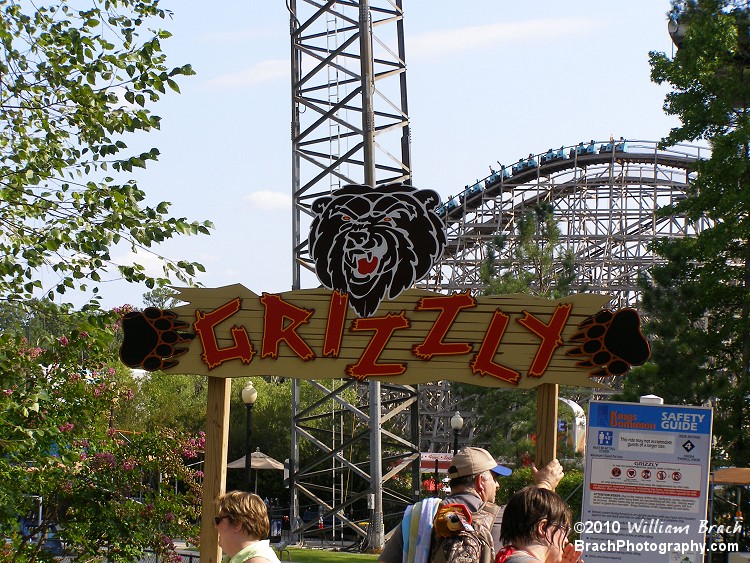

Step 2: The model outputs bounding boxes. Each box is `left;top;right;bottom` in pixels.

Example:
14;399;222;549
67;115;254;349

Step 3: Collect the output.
480;203;576;299
631;0;750;472
466;204;583;464
0;302;202;560
0;1;212;556
0;0;211;307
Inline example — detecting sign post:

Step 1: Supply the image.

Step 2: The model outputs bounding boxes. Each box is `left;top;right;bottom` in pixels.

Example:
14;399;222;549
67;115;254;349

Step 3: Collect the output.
199;377;231;563
535;383;559;467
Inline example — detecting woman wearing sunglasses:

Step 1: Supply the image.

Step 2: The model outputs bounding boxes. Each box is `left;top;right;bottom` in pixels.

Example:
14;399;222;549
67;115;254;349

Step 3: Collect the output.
214;491;281;563
495;487;583;563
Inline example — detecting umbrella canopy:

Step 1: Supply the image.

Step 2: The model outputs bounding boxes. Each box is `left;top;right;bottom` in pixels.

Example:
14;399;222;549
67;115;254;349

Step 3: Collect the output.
227;448;284;471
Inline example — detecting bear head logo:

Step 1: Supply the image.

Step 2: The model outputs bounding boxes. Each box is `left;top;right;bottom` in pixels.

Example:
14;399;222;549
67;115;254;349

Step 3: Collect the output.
309;183;446;317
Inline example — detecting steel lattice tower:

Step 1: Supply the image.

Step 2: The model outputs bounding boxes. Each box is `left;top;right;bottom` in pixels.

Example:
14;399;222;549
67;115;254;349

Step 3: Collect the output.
288;0;417;551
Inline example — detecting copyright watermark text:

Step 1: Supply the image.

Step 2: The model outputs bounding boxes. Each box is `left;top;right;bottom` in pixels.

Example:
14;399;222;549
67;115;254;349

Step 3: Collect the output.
574;538;739;556
574;518;744;536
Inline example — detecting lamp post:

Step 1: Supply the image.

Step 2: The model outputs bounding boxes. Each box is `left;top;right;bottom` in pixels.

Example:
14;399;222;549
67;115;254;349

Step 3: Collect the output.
434;457;439;498
450;411;464;456
241;382;258;492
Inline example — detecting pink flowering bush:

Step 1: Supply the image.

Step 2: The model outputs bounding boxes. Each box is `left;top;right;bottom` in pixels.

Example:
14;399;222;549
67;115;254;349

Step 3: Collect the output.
0;306;202;562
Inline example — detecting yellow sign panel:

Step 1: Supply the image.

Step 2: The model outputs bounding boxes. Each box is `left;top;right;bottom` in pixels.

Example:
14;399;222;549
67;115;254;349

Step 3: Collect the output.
119;284;649;389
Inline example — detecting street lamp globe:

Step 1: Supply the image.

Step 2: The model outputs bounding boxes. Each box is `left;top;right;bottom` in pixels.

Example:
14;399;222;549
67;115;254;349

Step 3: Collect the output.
242;382;258;405
450;411;464;431
450;411;463;456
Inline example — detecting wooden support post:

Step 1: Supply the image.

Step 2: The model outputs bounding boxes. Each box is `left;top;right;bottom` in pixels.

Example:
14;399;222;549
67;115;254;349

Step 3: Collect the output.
199;377;232;563
535;383;559;468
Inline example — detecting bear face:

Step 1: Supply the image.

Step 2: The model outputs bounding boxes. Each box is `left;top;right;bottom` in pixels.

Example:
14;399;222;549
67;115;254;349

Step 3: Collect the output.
309;183;446;317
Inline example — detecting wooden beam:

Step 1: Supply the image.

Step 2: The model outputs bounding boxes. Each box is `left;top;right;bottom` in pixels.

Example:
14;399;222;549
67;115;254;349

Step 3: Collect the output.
199;377;231;563
535;383;558;468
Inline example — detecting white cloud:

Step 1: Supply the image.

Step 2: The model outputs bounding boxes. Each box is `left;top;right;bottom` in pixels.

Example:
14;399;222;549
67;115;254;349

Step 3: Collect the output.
407;17;596;59
242;190;291;210
205;59;288;89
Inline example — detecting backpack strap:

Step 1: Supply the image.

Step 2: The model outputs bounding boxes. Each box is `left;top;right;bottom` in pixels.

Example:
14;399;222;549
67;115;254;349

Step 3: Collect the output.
474;501;500;517
471;502;500;563
406;501;421;562
415;498;441;563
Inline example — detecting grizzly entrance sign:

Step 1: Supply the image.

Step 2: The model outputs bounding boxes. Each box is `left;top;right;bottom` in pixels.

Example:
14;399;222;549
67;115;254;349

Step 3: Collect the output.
119;184;650;386
119;285;649;389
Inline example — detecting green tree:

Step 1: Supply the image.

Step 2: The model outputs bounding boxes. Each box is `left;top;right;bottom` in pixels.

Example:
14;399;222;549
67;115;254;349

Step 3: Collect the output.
0;298;73;341
0;0;211;308
115;371;208;437
142;286;181;309
457;203;584;465
0;306;203;562
618;241;721;407
225;378;294;498
479;203;576;298
621;0;750;468
0;0;213;559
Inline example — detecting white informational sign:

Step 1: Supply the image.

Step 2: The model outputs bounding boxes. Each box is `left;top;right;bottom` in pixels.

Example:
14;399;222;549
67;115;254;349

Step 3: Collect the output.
580;401;713;562
420;452;453;473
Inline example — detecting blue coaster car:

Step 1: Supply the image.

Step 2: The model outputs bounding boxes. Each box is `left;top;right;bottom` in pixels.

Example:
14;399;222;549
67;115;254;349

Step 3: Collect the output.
600;139;628;153
541;147;566;164
465;181;482;198
444;197;459;214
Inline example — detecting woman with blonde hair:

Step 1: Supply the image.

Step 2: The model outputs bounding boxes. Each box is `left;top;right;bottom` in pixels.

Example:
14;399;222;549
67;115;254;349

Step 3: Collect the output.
214;491;281;563
495;487;583;563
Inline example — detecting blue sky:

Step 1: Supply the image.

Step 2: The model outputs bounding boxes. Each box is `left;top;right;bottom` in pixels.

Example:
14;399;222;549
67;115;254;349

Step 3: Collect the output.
88;1;681;309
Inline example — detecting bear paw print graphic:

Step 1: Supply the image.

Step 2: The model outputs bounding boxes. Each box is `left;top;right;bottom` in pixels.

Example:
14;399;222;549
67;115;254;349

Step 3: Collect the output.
119;307;194;371
566;308;650;377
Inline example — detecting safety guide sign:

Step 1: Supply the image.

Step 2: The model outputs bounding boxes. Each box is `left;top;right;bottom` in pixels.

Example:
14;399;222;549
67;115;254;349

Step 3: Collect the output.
580;401;713;562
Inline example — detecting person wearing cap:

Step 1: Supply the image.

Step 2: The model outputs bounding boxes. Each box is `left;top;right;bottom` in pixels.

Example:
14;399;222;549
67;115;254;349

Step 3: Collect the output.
377;447;564;563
